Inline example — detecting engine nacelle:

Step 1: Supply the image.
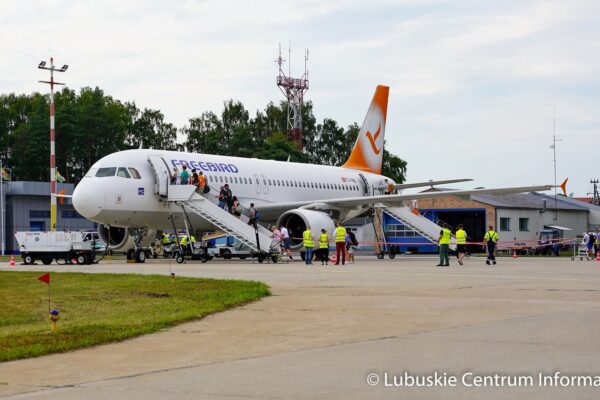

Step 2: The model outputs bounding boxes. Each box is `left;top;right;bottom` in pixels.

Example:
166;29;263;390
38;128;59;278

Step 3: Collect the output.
97;224;156;251
276;209;336;249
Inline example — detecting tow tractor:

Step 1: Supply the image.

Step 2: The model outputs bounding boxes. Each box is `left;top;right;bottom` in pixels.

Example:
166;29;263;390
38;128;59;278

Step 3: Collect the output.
15;231;98;265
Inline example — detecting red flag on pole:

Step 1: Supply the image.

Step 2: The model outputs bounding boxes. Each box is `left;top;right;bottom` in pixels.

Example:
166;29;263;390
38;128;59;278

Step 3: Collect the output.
37;273;50;284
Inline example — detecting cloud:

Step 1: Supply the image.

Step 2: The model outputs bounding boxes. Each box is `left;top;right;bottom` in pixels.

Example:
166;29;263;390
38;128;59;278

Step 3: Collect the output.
1;0;599;195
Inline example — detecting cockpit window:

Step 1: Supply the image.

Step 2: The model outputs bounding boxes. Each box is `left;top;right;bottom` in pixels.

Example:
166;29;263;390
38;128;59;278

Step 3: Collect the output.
128;168;141;179
96;167;117;177
85;168;98;178
117;167;131;178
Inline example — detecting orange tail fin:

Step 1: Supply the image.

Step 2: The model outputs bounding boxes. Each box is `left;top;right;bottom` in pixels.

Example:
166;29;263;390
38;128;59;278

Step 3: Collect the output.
341;85;389;174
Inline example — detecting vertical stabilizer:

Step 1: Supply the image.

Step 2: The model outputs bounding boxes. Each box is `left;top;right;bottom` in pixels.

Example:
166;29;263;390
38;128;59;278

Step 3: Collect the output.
341;85;389;175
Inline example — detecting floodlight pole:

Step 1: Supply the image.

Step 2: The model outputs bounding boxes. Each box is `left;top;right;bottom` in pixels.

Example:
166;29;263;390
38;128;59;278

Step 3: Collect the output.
38;57;67;232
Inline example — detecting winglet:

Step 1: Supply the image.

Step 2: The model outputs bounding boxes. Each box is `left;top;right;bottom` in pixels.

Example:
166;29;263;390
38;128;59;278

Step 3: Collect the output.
560;178;568;196
341;85;389;174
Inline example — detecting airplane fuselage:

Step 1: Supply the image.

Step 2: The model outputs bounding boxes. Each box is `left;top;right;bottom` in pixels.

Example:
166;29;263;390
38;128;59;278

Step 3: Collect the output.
73;149;393;231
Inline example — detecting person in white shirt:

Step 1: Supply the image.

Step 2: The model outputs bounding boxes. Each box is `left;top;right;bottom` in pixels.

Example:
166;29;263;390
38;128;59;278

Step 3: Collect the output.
280;225;293;260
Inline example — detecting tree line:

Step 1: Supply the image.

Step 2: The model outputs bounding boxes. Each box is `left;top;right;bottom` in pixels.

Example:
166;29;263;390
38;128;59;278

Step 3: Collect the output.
0;87;407;183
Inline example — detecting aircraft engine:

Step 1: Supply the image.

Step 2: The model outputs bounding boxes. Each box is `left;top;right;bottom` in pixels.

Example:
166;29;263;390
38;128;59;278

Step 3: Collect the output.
276;209;336;249
97;224;156;251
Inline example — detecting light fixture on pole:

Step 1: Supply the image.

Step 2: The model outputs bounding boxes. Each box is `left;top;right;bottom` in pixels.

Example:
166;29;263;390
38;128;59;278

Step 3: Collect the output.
38;57;67;232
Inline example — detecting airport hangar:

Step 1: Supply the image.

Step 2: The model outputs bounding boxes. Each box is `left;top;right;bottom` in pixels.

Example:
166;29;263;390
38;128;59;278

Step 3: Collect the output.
0;181;95;254
348;191;592;255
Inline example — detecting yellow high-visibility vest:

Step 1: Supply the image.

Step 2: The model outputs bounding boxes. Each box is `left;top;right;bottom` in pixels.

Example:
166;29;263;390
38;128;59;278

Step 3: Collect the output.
456;229;467;244
484;230;499;243
439;228;451;245
334;227;347;242
162;234;170;244
303;230;314;248
319;233;329;249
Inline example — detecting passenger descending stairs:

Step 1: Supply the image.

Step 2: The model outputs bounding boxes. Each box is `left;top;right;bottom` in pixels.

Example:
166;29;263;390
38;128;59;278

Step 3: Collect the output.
167;185;276;253
378;205;456;250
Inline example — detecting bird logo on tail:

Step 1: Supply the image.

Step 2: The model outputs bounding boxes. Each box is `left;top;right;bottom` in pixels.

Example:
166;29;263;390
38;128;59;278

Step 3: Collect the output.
342;85;389;175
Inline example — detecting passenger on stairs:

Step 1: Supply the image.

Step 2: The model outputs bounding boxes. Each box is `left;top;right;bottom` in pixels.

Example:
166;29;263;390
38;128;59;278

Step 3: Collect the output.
248;203;257;228
179;165;189;185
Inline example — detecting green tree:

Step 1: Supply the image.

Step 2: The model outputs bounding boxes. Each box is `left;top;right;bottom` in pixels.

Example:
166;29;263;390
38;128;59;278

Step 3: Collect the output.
253;132;305;162
382;146;407;184
127;107;178;151
183;111;223;154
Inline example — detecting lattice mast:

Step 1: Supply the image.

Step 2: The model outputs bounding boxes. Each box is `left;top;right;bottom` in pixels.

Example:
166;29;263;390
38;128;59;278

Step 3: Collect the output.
276;44;309;148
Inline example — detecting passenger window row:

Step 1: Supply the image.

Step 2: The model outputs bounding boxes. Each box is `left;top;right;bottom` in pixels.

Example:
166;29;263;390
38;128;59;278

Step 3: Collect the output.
206;174;360;192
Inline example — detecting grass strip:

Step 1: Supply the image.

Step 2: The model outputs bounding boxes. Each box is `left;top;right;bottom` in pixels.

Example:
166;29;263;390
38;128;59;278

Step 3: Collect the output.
0;271;269;362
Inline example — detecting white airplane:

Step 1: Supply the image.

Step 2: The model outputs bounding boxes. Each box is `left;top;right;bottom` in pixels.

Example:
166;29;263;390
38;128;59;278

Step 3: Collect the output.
72;85;555;255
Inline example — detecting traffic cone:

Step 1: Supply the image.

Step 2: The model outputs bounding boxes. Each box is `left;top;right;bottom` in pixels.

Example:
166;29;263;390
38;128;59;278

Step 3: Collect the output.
512;250;518;259
596;253;600;262
9;255;15;266
330;254;337;264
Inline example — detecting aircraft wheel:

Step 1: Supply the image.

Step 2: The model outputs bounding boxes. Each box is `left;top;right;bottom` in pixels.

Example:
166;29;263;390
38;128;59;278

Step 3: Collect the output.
377;253;384;260
136;249;146;263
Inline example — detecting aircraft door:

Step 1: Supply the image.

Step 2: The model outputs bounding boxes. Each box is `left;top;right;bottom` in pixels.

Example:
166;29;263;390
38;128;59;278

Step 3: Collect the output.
147;155;171;197
261;174;269;195
358;173;371;196
253;173;262;195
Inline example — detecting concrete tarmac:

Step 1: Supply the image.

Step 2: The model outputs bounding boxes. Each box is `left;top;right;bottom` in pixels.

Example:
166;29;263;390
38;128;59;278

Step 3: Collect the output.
1;255;600;399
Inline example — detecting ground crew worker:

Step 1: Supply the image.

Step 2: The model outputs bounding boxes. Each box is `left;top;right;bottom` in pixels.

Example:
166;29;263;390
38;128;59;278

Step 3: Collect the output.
455;224;467;265
180;234;196;253
483;225;499;265
303;228;315;265
437;226;451;267
318;229;330;265
162;233;171;245
333;222;347;266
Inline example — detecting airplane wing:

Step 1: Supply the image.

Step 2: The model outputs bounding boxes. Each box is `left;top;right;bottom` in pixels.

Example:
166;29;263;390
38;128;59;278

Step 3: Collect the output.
394;178;473;190
255;184;555;215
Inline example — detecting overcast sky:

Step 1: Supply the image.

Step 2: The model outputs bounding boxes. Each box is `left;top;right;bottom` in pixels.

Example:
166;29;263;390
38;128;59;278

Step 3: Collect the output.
1;0;598;196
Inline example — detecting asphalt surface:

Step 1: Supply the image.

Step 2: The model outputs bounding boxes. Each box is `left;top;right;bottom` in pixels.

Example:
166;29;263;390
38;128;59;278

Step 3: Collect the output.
1;255;600;399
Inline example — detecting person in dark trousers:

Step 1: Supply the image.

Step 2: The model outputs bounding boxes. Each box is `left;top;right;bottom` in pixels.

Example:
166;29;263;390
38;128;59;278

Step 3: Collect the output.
247;203;257;228
484;225;499;265
437;227;451;266
318;228;330;265
455;224;467;265
223;184;233;213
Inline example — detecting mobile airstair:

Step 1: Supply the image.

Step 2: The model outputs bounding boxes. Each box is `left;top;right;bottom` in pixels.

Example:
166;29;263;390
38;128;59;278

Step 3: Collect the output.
377;205;455;250
147;156;277;257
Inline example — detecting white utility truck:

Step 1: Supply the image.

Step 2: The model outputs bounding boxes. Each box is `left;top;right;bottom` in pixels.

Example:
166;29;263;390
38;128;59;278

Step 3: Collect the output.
15;231;97;265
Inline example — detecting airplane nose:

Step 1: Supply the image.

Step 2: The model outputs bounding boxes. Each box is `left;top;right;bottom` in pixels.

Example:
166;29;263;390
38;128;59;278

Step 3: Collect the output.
73;179;102;220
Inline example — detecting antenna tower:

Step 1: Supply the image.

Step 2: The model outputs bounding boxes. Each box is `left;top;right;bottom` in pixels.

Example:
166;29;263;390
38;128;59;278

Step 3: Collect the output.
276;43;309;148
589;179;600;205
